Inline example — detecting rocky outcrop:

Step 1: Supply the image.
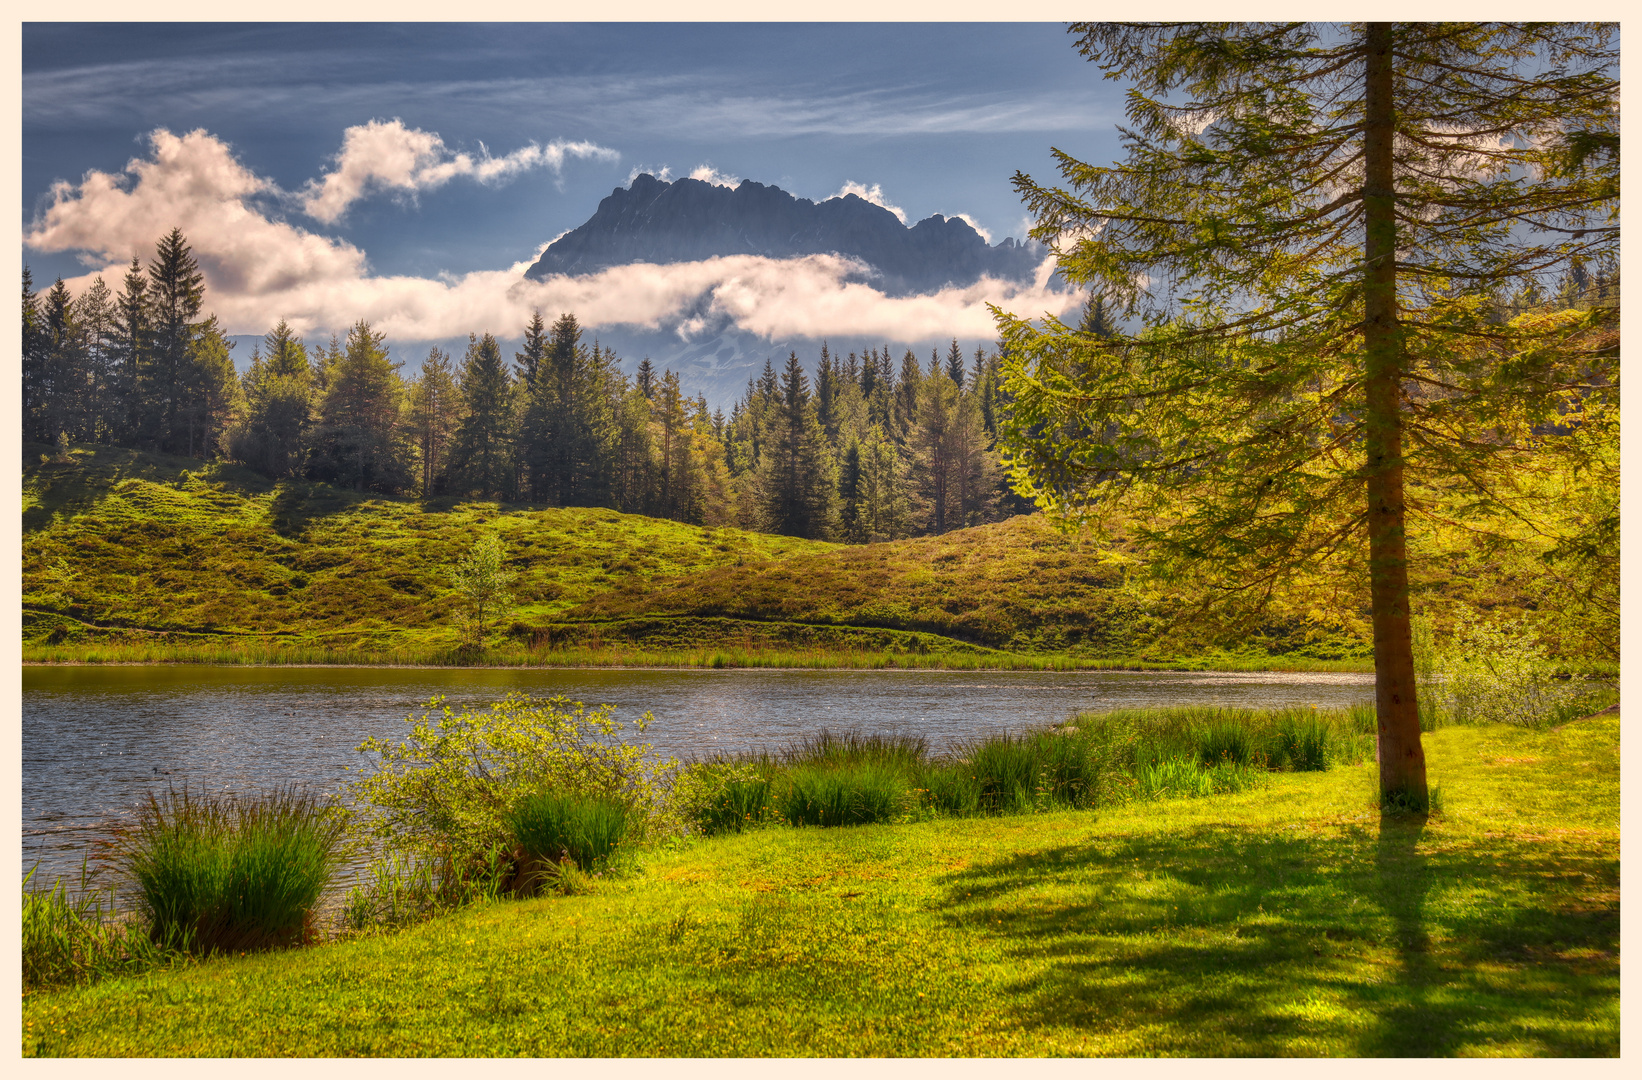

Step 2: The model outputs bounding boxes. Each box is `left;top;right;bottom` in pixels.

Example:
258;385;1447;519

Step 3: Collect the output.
524;174;1044;294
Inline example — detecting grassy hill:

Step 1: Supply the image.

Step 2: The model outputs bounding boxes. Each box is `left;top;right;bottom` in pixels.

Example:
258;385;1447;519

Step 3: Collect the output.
22;443;1371;669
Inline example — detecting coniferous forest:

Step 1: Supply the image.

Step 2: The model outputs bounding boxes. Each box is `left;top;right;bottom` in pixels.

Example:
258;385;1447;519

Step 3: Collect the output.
22;228;1030;543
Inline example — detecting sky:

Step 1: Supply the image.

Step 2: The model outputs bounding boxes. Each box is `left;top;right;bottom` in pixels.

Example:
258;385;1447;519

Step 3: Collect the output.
21;22;1130;392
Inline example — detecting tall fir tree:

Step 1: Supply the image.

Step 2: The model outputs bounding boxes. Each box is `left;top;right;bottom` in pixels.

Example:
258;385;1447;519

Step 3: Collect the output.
998;21;1620;809
447;332;516;499
310;321;409;493
407;346;460;496
756;352;840;540
143;227;207;454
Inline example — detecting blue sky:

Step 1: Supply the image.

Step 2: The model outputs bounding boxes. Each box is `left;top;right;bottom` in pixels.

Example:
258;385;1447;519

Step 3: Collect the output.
22;22;1129;386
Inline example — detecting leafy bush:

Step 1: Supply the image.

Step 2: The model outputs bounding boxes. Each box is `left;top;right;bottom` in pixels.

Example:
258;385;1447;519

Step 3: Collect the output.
1434;612;1566;728
776;764;907;827
111;787;346;953
351;693;677;883
670;759;771;837
505;790;631;879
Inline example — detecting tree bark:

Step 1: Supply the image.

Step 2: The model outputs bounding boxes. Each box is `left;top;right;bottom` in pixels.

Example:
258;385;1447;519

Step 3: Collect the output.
1362;22;1428;809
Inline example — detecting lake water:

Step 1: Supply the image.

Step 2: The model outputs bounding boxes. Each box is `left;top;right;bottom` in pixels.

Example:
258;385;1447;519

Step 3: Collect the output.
22;664;1375;889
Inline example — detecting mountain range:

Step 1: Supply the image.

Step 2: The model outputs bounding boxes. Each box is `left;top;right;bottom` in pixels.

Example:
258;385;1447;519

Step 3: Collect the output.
524;173;1045;295
519;173;1055;406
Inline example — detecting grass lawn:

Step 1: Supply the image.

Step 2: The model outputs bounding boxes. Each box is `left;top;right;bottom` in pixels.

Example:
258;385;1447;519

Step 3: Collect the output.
21;714;1618;1057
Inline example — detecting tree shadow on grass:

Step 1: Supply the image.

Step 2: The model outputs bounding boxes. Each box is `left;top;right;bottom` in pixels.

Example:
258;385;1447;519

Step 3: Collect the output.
935;820;1617;1056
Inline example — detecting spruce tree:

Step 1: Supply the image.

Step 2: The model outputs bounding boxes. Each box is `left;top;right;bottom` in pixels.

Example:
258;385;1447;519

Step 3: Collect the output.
407;347;460;496
945;339;967;387
231;320;313;478
998;21;1619;810
21;268;47;444
110;258;149;447
144;227;206;453
447;333;515;499
310;321;409;493
757;352;840;540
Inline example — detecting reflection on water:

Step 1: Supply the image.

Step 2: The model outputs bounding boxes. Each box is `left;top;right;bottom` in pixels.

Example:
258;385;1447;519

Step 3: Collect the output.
23;664;1373;887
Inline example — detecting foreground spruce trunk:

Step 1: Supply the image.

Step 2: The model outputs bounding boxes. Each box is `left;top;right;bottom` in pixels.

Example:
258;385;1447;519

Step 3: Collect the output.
1362;22;1427;808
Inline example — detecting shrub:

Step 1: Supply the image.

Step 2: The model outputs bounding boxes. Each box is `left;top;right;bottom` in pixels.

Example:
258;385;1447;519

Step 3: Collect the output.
504;790;631;878
776;764;907;827
1435;612;1563;728
111;786;346;954
351;694;677;884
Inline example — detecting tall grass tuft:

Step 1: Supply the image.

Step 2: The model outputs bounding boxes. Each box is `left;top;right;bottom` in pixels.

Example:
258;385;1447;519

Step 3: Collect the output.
776;764;907;827
964;735;1042;814
503;790;631;877
22;865;172;991
111;786;347;954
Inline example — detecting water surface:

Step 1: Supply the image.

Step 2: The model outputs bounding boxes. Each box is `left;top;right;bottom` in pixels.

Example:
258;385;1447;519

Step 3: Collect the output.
23;664;1374;887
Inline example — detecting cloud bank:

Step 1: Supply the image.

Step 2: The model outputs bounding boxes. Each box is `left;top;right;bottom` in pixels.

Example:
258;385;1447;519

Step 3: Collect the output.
300;118;618;223
26;127;1077;347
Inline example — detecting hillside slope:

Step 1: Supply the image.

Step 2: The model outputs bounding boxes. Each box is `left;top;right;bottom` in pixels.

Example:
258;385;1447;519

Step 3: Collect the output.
22;445;829;656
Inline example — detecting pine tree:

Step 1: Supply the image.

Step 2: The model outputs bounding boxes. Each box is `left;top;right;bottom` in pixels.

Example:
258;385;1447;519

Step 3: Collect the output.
447;333;515;499
407;347;460;496
72;277;117;443
21;268;48;444
39;278;83;445
634;358;657;400
231;320;313;478
945;338;967;387
109;258;149;446
756;352;840;540
998;21;1619;810
310;321;410;493
144;227;206;453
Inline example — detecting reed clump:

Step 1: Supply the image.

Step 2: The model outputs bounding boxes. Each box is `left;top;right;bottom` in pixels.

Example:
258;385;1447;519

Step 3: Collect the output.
109;786;347;954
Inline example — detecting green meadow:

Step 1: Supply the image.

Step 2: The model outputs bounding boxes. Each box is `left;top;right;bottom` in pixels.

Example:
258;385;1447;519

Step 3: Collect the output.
22;713;1618;1057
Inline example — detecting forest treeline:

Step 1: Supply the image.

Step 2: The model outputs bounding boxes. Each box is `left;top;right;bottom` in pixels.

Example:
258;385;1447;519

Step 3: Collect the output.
21;229;1031;542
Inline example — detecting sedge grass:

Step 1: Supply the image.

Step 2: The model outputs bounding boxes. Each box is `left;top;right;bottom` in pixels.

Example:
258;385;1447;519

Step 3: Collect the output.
112;787;347;954
504;791;632;876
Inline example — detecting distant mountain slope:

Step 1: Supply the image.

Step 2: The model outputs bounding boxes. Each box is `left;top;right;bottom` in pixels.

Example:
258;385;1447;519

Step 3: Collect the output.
524;173;1046;295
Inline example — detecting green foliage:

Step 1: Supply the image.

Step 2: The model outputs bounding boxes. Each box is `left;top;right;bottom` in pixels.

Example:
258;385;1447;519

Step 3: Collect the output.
24;718;1617;1057
504;790;632;874
110;787;346;954
22;866;175;992
775;764;907;828
350;693;675;880
1428;608;1616;730
449;532;515;648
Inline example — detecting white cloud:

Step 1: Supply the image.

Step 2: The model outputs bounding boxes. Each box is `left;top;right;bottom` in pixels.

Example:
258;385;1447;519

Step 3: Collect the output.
627;164;673;185
26;127;1078;349
300;118;618;223
688;164;740;188
829;181;907;225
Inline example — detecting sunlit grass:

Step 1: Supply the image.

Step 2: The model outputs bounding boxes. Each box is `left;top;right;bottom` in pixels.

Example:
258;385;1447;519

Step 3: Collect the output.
23;715;1618;1057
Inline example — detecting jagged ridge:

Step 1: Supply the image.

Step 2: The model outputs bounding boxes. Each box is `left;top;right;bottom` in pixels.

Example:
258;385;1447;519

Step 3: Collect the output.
524;174;1044;295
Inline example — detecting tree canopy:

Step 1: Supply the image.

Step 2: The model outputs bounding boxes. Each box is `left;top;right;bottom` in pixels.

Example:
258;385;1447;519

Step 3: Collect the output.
996;21;1619;809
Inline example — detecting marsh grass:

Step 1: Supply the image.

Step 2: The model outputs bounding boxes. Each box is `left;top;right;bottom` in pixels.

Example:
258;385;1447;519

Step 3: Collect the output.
22;865;177;992
504;790;632;875
111;786;347;954
775;764;909;827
